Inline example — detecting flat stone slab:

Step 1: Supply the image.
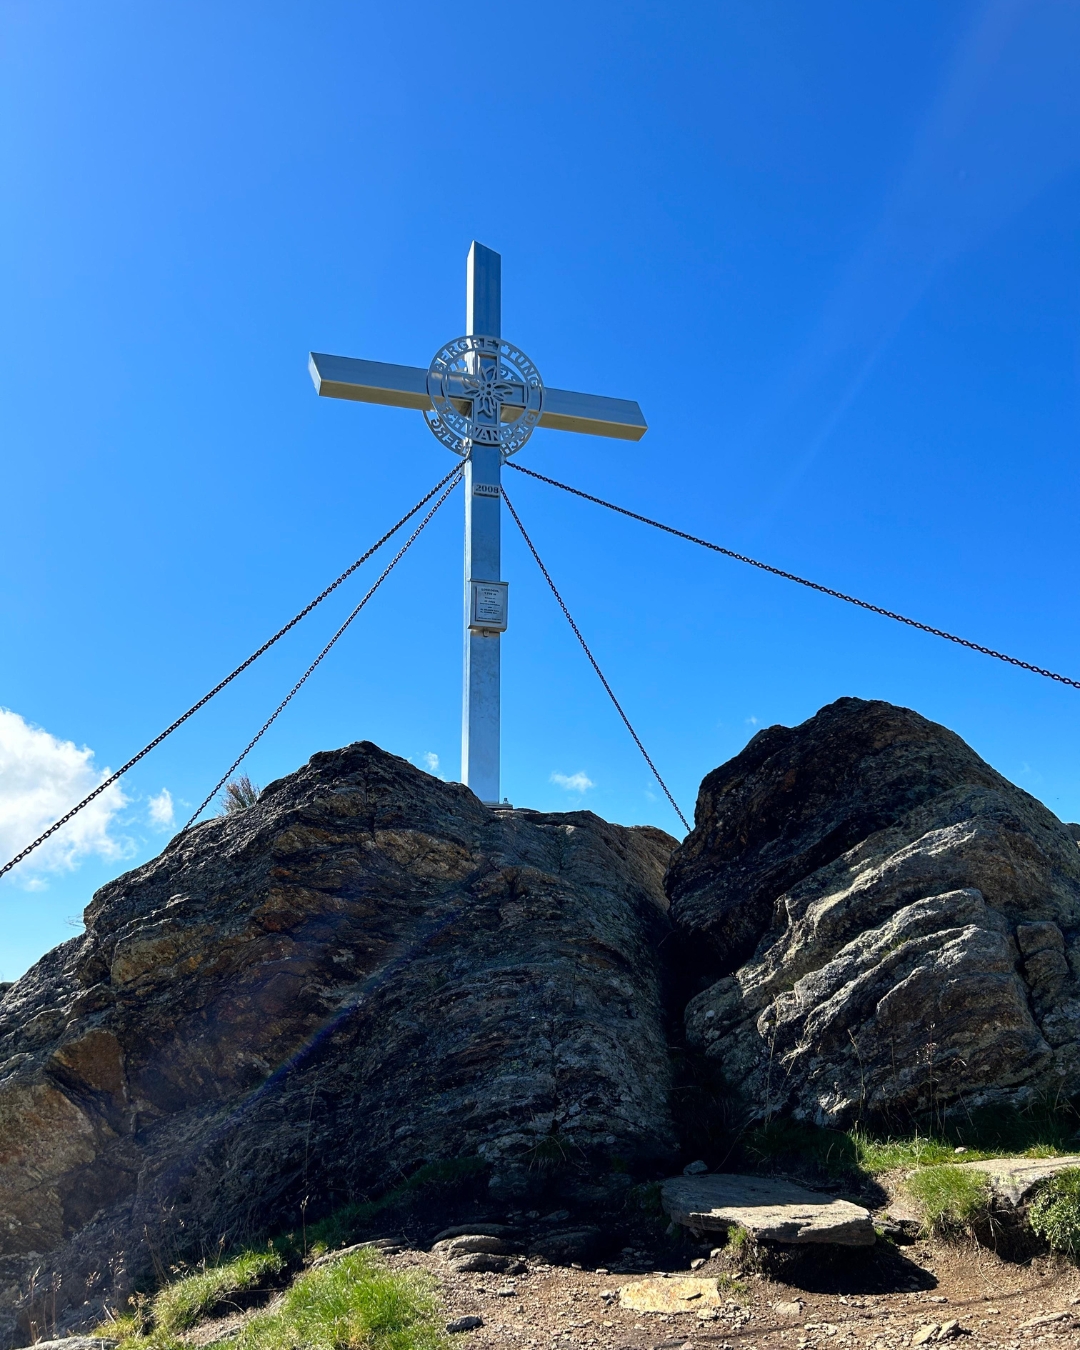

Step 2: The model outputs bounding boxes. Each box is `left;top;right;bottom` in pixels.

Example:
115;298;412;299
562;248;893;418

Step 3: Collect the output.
955;1154;1080;1209
661;1173;875;1246
27;1342;117;1350
618;1276;723;1314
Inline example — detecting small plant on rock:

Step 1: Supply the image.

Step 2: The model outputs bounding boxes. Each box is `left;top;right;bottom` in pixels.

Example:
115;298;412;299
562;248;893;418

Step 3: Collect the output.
221;775;261;814
711;1223;767;1275
523;1132;575;1175
1028;1168;1080;1257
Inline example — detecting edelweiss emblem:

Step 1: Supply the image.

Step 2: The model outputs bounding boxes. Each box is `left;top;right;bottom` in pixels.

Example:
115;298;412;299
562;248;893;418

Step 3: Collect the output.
425;334;544;458
461;362;520;427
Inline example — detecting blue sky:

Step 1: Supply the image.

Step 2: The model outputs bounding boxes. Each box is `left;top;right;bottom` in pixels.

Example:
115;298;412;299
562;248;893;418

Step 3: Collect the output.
3;0;1080;980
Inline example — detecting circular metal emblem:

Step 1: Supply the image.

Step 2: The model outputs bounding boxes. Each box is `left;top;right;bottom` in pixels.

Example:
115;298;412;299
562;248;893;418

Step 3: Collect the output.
425;334;543;459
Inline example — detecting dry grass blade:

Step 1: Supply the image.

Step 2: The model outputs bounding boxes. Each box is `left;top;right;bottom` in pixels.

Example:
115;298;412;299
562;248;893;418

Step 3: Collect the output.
221;775;261;814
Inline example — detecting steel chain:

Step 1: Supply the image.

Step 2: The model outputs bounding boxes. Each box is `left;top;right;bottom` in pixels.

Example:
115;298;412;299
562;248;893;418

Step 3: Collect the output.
501;484;691;834
183;471;462;830
0;465;463;882
508;462;1080;692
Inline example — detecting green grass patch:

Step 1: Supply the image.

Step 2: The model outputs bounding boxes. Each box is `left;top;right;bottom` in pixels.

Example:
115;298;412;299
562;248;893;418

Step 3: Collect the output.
851;1132;961;1173
97;1249;286;1350
745;1118;961;1179
724;1224;752;1251
743;1100;1079;1183
852;1099;1079;1172
937;1099;1080;1158
903;1165;989;1235
98;1248;445;1350
709;1224;766;1276
153;1249;285;1332
1028;1168;1080;1257
229;1250;446;1350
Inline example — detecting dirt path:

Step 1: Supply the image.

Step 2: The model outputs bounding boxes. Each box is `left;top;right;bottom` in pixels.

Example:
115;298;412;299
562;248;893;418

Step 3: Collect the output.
388;1237;1080;1348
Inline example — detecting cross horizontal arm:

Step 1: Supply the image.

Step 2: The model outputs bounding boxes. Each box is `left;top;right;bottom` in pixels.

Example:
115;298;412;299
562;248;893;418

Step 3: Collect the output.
539;387;647;441
309;352;648;441
309;353;430;410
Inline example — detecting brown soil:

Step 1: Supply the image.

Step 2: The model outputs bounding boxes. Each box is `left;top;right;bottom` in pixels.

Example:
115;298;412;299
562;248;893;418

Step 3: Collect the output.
384;1237;1080;1349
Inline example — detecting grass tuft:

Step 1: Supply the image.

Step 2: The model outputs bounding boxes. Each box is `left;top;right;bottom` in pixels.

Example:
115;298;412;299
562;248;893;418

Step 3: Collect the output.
221;776;261;815
725;1224;751;1250
710;1224;766;1276
1028;1168;1080;1257
153;1249;284;1332
97;1312;145;1344
230;1250;446;1350
98;1247;445;1350
851;1132;960;1174
903;1165;989;1236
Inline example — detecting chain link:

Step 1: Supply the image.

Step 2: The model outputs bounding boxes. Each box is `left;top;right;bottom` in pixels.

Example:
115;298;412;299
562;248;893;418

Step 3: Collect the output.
10;455;1067;884
501;485;691;834
183;471;462;830
508;462;1080;692
0;466;463;883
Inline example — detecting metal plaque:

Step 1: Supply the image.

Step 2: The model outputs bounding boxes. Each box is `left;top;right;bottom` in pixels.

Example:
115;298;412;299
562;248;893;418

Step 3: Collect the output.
469;579;509;632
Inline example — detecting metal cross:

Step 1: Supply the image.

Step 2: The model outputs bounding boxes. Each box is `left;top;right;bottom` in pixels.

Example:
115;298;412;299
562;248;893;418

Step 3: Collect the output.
309;241;647;806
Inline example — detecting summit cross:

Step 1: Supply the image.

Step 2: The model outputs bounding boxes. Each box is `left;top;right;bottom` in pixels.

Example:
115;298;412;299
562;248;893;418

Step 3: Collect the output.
309;241;647;806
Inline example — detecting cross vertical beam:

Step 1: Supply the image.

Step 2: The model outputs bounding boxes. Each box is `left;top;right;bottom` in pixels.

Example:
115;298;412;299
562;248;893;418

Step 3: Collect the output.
462;242;503;804
309;241;648;808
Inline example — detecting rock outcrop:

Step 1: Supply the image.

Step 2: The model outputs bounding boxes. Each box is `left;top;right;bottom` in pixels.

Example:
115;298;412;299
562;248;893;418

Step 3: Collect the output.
671;698;1080;1127
4;696;1079;1343
0;744;676;1344
956;1154;1080;1213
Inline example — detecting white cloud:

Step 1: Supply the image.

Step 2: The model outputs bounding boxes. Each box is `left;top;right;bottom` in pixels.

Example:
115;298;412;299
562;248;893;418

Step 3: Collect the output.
148;788;175;830
422;752;440;775
746;715;759;726
551;771;595;794
0;708;130;888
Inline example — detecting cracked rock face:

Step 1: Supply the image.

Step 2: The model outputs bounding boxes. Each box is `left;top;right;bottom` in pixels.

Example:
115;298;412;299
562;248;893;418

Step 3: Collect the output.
671;698;1080;1127
0;743;676;1345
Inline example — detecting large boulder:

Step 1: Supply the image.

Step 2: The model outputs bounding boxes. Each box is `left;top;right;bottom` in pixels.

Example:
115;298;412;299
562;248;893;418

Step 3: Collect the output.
670;698;1080;1127
0;743;676;1345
